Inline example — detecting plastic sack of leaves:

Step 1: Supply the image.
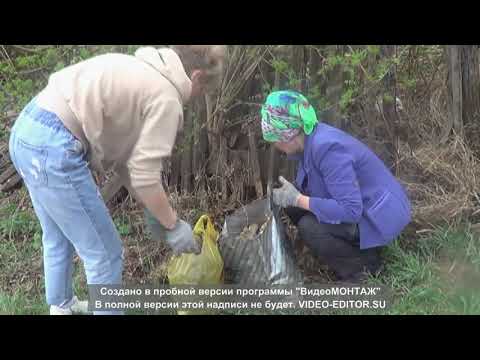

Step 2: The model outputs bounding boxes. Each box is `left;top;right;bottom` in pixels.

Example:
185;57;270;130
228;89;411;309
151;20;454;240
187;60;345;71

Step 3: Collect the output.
219;198;302;286
167;215;224;315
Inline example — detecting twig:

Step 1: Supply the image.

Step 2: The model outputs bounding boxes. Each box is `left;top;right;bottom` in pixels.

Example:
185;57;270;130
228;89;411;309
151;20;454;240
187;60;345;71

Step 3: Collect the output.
0;174;22;193
224;115;259;131
418;62;443;101
0;165;17;184
223;101;262;114
17;67;46;76
10;45;54;54
305;45;328;62
347;45;372;81
0;45;16;73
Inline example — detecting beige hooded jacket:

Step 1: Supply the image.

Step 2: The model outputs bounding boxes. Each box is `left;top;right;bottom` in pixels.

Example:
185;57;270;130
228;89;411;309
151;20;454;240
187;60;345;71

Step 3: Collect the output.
36;47;192;191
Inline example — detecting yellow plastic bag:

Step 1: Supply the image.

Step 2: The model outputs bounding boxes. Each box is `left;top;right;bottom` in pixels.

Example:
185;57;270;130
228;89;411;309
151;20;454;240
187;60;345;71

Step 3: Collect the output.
167;215;224;314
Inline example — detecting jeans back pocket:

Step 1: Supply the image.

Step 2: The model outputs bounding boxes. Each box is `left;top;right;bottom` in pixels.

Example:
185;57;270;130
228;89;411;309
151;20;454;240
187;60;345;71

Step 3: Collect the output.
15;138;48;187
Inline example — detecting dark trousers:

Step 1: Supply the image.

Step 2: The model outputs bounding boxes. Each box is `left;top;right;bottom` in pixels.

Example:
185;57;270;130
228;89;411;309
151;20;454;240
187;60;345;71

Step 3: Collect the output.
285;207;383;282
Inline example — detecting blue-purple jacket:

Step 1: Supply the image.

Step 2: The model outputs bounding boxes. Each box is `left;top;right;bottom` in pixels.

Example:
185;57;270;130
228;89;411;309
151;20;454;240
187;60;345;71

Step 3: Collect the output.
293;123;412;249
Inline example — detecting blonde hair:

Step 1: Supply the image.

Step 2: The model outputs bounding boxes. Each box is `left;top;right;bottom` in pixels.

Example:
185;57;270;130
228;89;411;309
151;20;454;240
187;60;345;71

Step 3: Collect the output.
170;45;226;90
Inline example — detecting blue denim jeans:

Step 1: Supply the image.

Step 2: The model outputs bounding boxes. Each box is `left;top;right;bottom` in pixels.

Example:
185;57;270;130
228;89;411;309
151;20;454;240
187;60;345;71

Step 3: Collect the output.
9;99;123;314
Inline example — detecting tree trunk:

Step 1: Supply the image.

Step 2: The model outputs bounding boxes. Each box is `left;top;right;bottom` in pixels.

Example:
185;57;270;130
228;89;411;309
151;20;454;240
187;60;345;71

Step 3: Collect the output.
286;45;307;181
324;46;345;127
180;108;193;193
220;135;228;201
380;45;400;172
308;46;322;93
267;68;281;196
248;128;264;199
460;46;480;130
291;45;307;92
447;45;464;137
193;99;208;192
169;154;180;192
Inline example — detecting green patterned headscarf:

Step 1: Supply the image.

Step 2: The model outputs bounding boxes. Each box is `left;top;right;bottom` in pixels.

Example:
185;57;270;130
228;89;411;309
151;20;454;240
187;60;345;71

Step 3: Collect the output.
261;91;318;143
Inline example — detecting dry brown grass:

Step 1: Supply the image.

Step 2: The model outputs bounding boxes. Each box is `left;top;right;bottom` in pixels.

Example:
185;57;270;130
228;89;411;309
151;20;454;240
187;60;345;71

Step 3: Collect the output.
396;85;480;231
399;138;480;227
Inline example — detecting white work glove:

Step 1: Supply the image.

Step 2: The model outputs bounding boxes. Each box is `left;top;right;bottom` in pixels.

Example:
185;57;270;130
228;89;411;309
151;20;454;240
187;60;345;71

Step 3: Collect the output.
144;209;201;256
165;219;202;256
273;176;302;208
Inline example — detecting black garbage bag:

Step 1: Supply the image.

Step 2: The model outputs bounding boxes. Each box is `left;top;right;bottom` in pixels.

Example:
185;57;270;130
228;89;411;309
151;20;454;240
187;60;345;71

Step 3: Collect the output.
219;198;302;286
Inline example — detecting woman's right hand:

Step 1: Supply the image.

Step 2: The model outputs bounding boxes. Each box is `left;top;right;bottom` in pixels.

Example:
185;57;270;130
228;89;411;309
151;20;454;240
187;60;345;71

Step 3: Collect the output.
144;209;200;256
165;219;202;256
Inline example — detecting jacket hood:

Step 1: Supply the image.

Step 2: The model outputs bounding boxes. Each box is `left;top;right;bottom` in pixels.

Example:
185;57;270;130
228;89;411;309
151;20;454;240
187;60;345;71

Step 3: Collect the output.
135;47;192;104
